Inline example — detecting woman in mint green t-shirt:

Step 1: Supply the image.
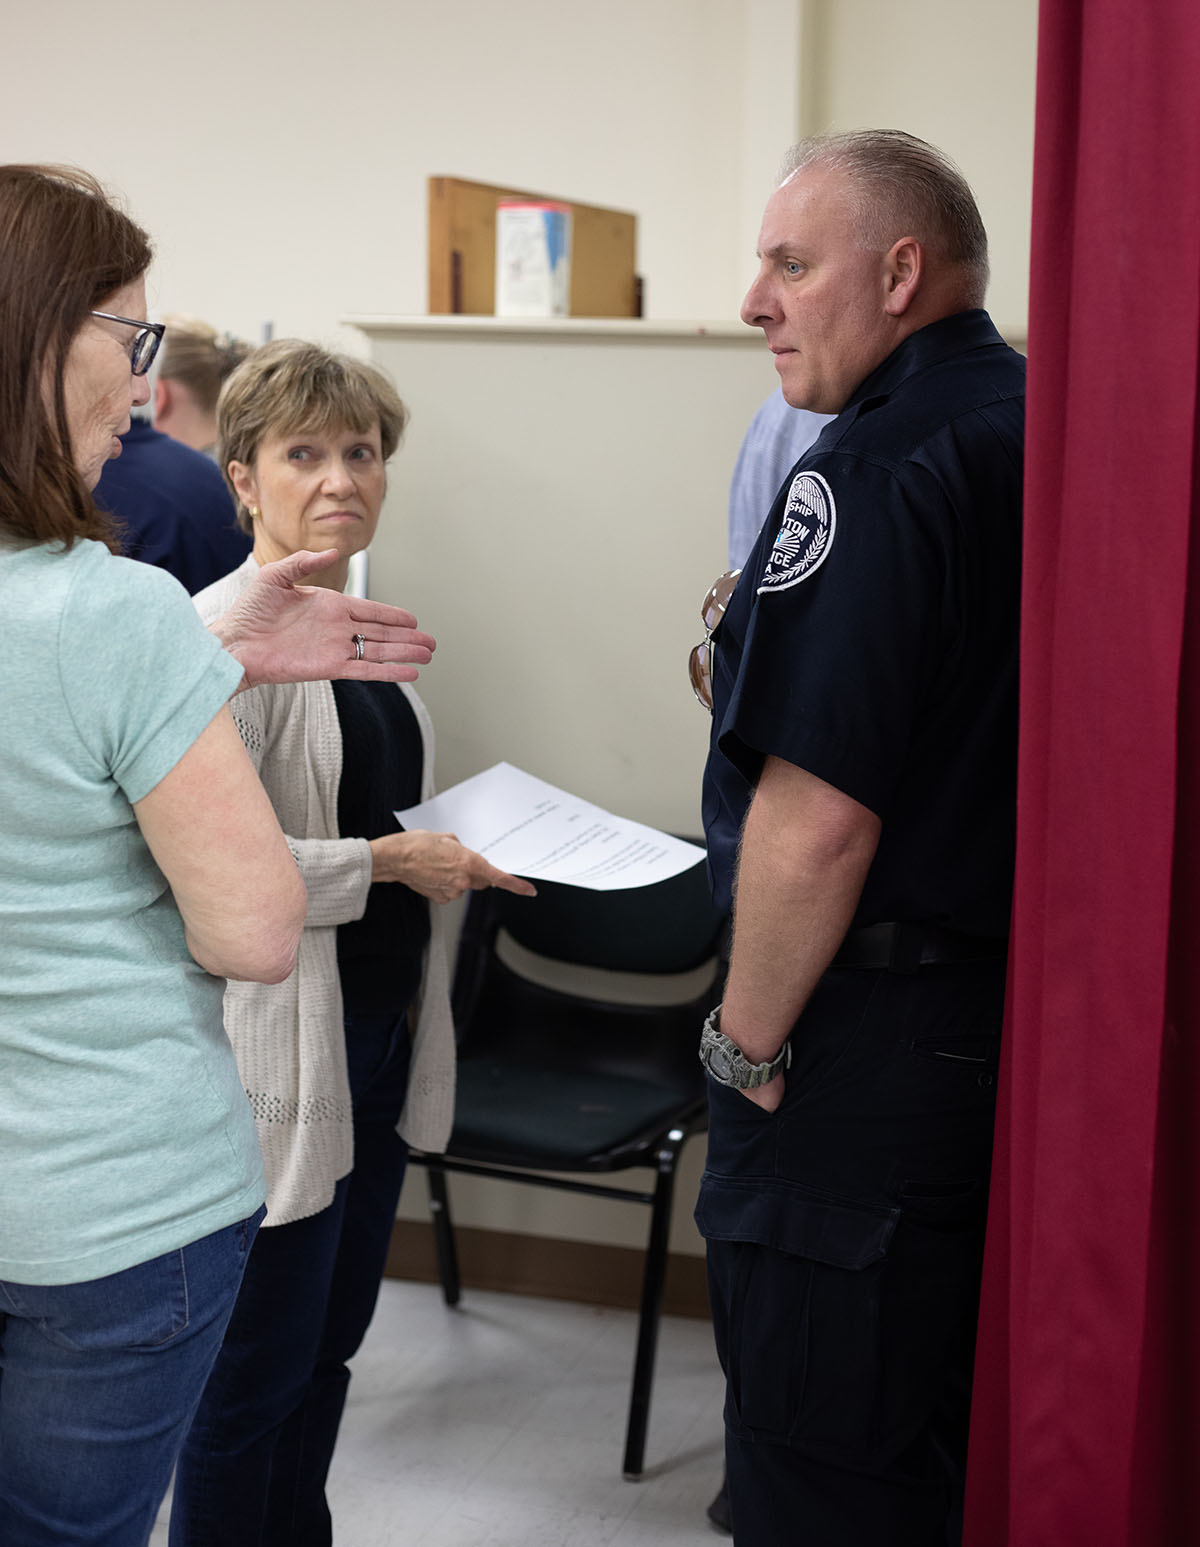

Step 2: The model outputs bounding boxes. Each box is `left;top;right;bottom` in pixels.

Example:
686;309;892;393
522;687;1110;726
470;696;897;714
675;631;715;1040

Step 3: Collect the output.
0;167;433;1547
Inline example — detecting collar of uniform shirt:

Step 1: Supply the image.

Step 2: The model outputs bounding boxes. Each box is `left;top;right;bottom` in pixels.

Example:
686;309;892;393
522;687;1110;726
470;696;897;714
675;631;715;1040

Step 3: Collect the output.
840;308;1007;419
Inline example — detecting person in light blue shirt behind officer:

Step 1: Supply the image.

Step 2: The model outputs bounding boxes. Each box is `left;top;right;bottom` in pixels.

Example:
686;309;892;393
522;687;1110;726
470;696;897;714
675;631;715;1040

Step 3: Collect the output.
727;389;832;569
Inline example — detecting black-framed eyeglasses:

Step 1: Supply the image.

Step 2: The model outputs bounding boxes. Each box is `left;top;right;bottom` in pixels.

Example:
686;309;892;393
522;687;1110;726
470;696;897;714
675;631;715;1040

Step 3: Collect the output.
688;568;740;712
90;311;166;377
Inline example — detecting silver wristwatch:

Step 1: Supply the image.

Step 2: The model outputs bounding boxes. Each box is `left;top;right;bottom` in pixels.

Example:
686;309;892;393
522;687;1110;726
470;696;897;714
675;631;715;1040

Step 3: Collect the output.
698;1004;791;1090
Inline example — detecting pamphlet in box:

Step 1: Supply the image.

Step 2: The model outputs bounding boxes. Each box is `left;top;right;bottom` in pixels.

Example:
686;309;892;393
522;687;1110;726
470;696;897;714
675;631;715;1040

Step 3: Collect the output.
495;201;572;318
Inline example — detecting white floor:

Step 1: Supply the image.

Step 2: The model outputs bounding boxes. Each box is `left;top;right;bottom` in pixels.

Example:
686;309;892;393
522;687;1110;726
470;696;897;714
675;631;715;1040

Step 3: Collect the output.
152;1278;728;1545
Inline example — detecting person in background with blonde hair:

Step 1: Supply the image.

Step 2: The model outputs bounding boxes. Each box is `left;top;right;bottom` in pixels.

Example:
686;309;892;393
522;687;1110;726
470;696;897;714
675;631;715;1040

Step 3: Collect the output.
155;315;251;456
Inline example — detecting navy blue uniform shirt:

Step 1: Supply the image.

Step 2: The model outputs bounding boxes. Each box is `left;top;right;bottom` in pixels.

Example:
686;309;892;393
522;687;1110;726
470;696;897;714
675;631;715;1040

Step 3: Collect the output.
95;419;252;595
702;310;1025;935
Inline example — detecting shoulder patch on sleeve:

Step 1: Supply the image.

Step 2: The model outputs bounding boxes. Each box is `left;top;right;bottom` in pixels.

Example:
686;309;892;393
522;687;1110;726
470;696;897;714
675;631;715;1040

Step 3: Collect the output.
757;471;836;595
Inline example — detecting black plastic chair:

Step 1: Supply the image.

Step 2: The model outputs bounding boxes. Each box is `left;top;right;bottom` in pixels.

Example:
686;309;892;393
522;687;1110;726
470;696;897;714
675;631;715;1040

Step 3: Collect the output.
409;853;726;1478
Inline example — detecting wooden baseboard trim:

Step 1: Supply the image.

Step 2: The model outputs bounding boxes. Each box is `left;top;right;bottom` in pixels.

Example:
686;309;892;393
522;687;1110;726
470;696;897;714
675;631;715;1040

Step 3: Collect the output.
385;1219;711;1321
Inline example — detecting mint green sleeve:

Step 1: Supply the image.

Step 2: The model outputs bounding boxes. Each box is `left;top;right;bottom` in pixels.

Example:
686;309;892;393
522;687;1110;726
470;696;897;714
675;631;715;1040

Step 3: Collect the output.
58;556;245;803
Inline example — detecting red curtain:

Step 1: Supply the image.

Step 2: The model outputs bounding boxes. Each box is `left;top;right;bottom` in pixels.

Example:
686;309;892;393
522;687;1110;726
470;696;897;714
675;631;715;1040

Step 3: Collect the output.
965;3;1200;1543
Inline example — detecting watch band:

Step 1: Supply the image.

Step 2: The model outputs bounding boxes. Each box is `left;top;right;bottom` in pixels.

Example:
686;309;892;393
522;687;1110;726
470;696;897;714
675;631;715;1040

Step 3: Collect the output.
698;1004;791;1089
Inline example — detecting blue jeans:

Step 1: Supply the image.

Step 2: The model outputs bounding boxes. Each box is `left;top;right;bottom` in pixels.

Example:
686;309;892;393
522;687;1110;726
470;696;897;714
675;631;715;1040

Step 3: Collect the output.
0;1208;263;1547
170;1012;411;1547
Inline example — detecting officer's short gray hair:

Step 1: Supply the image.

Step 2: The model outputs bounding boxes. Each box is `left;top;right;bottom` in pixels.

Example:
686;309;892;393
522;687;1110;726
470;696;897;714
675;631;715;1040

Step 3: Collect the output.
780;130;989;308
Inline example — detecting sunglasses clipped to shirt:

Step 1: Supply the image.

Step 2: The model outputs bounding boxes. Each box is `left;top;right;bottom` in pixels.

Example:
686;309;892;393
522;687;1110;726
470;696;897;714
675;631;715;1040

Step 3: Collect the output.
688;568;740;712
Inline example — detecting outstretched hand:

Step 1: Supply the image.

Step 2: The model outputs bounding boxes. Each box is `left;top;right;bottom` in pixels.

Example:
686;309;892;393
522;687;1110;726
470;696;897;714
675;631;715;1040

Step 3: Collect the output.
369;830;537;905
209;549;436;691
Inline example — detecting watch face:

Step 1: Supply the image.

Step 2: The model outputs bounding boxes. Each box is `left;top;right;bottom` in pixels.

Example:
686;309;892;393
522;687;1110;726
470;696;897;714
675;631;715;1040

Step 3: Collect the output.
707;1043;735;1081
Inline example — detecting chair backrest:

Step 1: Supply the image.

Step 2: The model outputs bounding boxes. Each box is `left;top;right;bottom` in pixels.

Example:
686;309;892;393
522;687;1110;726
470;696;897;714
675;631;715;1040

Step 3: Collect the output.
492;853;725;972
451;855;728;1092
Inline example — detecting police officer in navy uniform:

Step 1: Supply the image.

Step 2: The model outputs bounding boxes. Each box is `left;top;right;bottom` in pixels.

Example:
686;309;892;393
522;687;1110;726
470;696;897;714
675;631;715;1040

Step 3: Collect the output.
694;131;1024;1546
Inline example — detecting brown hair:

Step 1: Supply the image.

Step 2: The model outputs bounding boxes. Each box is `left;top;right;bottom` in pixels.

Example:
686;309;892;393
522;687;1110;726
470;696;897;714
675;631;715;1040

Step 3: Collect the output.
218;340;409;533
0;164;152;550
780;130;990;308
159;316;251;414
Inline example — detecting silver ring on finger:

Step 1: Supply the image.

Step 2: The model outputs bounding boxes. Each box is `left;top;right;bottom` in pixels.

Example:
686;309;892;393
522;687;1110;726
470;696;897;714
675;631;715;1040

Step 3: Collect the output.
353;633;366;661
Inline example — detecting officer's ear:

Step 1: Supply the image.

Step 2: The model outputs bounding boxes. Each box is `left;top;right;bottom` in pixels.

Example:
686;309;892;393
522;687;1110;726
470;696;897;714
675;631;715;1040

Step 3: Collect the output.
882;237;923;316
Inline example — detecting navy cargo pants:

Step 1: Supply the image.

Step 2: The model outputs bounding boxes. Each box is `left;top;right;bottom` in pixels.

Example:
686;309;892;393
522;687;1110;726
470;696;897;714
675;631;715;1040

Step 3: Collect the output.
696;959;1005;1547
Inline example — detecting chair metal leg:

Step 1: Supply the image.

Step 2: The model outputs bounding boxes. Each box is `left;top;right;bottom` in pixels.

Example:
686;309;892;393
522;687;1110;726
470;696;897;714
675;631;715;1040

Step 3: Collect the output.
622;1129;685;1478
426;1165;461;1307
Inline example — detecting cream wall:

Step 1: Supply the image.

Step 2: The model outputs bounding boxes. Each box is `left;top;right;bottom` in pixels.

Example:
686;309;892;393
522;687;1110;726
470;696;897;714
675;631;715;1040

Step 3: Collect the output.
361;316;778;1260
5;0;1038;1259
798;0;1039;337
3;0;1035;342
3;0;752;339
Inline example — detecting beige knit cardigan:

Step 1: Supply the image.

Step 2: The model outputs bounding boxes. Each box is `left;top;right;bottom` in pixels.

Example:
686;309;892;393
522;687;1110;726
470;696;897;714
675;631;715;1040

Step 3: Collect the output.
195;558;455;1225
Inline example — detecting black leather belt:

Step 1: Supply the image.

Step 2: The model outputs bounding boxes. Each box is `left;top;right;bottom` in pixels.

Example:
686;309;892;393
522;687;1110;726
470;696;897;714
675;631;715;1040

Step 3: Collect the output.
833;921;1008;974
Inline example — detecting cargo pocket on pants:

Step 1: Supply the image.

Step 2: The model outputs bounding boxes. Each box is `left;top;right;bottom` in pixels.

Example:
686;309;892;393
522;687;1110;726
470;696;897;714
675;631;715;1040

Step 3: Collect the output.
698;1175;899;1460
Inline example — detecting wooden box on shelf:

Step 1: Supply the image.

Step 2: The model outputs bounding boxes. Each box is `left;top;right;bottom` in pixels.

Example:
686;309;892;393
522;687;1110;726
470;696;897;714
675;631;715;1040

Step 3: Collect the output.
428;176;639;318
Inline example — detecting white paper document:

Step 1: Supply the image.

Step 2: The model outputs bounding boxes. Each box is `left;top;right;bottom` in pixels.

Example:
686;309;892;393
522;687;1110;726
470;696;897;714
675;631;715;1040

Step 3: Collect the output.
395;762;704;891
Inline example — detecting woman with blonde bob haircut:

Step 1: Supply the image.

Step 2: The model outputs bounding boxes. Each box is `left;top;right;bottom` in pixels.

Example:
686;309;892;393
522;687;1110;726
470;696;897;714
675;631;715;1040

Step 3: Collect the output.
219;341;409;536
176;339;534;1546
